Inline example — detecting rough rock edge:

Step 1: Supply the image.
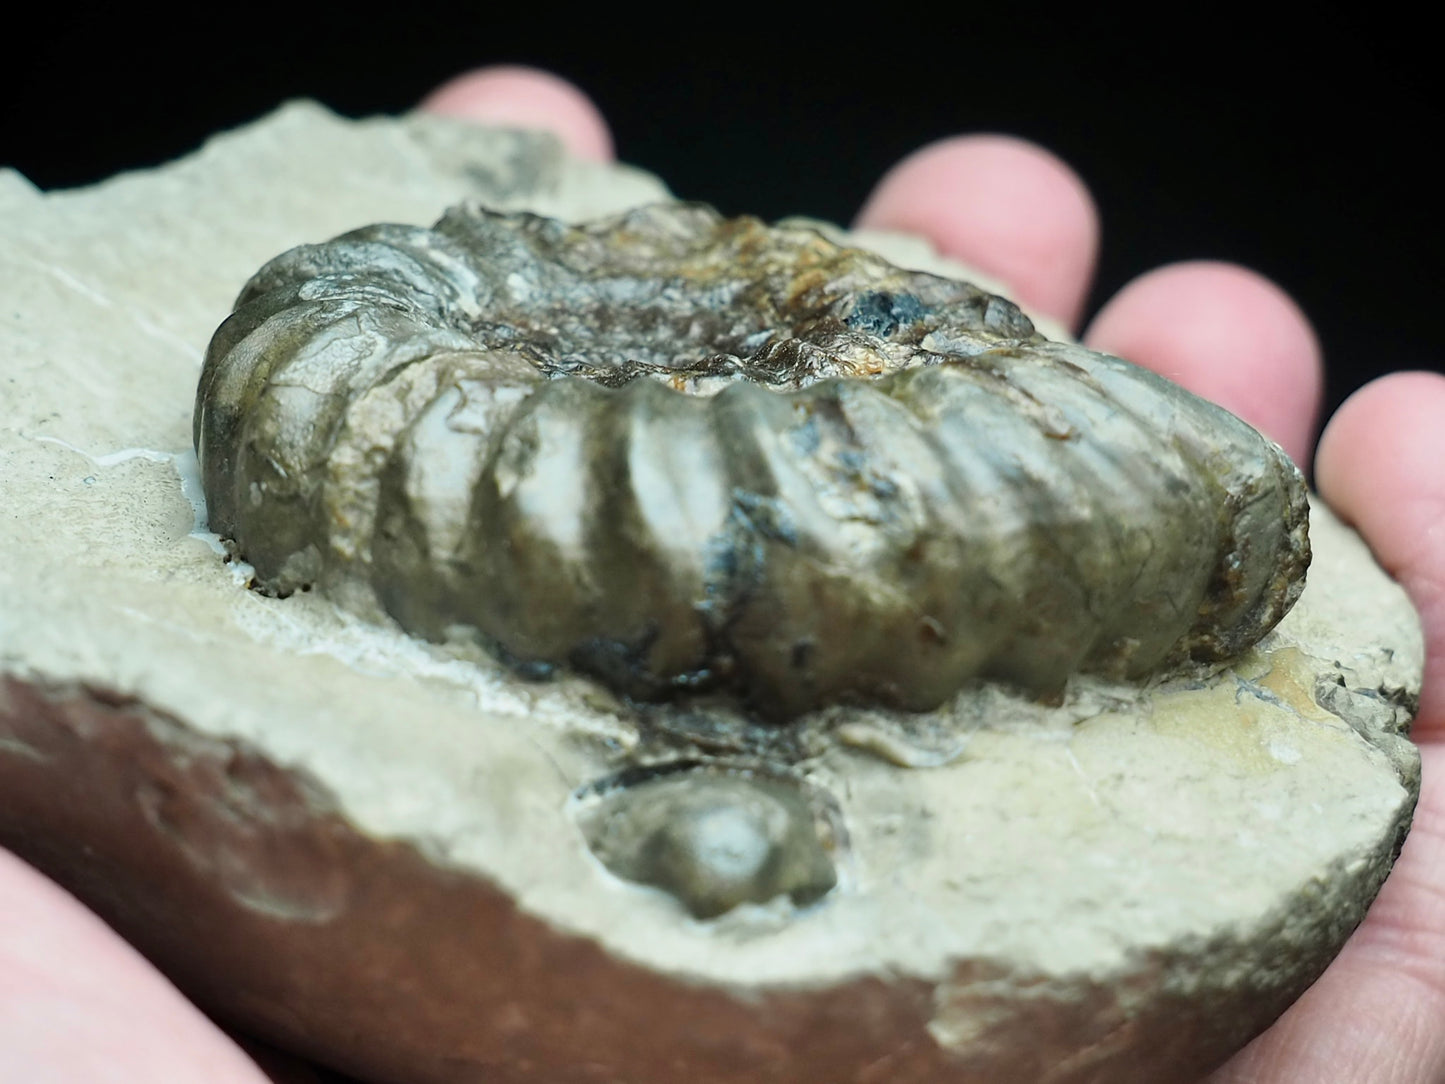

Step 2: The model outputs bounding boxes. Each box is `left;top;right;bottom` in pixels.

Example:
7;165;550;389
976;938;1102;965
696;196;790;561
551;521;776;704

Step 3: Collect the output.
0;673;1409;1084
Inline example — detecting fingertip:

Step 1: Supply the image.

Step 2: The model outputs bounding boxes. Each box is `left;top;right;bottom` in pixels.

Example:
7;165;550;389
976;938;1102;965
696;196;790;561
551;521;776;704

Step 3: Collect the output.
1316;372;1445;491
0;849;271;1082
1316;371;1445;729
1084;261;1323;464
854;134;1099;330
419;66;614;162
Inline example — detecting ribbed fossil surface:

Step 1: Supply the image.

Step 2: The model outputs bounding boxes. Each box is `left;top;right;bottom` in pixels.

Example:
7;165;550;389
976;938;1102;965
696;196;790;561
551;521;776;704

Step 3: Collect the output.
195;202;1310;722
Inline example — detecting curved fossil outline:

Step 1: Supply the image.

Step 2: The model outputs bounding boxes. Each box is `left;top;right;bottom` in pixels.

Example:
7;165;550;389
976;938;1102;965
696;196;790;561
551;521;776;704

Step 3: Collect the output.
195;202;1310;723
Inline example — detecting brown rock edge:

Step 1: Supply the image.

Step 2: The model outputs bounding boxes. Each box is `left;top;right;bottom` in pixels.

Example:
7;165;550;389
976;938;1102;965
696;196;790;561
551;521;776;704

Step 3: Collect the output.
0;676;1374;1084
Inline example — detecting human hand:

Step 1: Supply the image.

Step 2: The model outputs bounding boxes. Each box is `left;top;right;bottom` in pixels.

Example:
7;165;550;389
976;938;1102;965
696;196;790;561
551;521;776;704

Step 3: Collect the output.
3;66;1440;1084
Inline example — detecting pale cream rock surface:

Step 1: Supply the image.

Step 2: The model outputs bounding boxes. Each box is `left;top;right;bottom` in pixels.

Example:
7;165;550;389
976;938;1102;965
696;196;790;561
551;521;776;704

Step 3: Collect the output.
0;103;1426;1083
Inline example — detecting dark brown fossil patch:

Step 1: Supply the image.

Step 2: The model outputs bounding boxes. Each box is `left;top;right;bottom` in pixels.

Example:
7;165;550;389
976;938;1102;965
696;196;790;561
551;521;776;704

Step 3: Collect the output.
195;202;1310;723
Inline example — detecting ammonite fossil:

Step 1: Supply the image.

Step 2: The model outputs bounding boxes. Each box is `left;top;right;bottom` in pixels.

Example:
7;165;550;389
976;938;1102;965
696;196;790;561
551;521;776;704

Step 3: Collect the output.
195;202;1310;723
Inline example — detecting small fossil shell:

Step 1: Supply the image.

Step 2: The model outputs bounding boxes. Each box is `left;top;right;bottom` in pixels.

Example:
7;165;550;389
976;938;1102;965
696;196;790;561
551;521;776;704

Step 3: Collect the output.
573;766;840;919
195;203;1309;722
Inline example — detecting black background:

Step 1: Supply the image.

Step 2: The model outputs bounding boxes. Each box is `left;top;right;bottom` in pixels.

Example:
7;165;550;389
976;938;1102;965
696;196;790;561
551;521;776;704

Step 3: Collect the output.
4;13;1437;439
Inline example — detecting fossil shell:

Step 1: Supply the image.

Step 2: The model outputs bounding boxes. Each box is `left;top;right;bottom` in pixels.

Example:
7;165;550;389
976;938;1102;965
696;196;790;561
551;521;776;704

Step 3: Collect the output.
195;202;1310;722
573;765;841;919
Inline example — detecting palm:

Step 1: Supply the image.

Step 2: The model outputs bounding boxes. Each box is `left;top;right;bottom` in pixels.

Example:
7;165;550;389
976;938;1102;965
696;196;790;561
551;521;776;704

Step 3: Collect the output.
3;68;1441;1084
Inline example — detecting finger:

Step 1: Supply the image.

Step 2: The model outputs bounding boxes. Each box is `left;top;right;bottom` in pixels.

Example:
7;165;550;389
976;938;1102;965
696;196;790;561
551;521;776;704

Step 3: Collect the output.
1209;744;1445;1083
1316;370;1445;735
1084;262;1323;466
0;848;271;1083
854;135;1099;330
418;66;614;162
1217;374;1445;1081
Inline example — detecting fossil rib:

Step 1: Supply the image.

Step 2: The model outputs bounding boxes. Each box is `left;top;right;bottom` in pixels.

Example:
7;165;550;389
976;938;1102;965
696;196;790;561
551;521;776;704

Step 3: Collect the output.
195;202;1310;722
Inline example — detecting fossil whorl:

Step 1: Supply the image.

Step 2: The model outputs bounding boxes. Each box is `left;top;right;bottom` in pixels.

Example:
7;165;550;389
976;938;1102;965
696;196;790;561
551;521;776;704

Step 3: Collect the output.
195;202;1310;722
